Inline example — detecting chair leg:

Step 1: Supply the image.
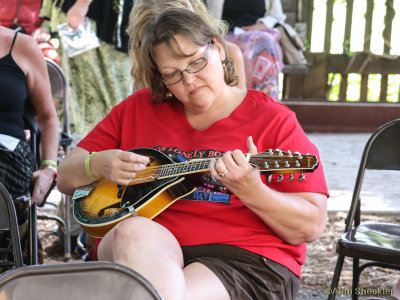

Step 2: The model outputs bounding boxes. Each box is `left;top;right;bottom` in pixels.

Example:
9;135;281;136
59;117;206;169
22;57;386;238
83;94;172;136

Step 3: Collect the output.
328;254;345;300
64;195;72;260
352;258;360;300
28;203;38;265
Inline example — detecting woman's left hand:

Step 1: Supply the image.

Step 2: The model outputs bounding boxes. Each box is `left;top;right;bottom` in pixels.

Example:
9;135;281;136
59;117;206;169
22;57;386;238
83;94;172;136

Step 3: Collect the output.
67;0;91;29
209;136;262;196
31;168;56;205
241;22;269;32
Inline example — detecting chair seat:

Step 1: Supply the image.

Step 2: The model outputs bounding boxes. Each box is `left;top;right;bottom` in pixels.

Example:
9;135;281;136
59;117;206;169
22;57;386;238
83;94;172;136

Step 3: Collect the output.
0;261;162;300
337;221;400;265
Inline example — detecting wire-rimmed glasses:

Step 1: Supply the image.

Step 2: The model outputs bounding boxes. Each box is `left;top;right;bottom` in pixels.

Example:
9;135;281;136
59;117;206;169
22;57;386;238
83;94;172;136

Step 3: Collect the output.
161;40;212;86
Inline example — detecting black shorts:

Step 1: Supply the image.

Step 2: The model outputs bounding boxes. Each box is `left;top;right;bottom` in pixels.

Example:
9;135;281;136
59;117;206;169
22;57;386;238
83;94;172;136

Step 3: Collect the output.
182;244;300;300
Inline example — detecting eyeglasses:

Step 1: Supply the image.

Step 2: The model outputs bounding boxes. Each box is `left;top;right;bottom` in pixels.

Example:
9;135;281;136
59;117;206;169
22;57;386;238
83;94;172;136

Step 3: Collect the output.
161;40;212;86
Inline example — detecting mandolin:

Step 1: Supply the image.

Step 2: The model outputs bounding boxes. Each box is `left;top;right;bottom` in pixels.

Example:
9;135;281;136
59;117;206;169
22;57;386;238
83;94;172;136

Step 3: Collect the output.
72;147;319;238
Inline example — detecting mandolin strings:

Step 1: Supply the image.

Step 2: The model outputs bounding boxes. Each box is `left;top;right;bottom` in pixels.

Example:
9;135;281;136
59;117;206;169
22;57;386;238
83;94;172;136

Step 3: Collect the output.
91;151;312;186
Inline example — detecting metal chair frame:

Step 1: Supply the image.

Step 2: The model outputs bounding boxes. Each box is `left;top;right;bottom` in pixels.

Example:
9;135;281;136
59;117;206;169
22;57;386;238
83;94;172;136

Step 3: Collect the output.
23;58;72;264
0;182;24;270
329;118;400;300
35;58;72;261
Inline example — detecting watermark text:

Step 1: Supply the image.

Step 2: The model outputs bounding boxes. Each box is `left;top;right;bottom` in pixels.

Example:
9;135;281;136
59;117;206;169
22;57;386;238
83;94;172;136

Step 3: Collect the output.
324;287;393;296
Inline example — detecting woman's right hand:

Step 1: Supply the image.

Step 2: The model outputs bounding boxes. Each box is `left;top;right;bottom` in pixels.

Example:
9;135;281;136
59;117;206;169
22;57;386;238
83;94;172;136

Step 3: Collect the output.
31;26;51;43
67;0;91;29
90;150;150;186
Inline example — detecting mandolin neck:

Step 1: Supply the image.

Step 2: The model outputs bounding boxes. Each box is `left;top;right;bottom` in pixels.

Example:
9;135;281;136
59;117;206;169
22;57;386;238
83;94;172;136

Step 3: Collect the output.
132;149;317;183
157;158;212;179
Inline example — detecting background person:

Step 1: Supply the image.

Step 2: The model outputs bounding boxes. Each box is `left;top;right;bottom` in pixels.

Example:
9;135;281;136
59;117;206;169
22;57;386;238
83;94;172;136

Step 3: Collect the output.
39;0;134;137
58;8;328;299
0;25;58;205
0;0;43;35
206;0;285;99
0;0;57;62
0;25;59;263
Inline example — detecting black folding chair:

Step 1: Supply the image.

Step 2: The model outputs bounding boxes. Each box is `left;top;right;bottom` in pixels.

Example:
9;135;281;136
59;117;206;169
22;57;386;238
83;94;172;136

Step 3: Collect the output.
328;119;400;300
38;58;72;260
0;182;24;271
22;58;72;264
44;57;71;155
28;58;73;263
0;261;163;300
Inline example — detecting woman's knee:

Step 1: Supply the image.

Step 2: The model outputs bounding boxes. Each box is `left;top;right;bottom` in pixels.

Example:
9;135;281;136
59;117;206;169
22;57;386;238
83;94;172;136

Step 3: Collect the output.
99;216;183;262
113;216;177;244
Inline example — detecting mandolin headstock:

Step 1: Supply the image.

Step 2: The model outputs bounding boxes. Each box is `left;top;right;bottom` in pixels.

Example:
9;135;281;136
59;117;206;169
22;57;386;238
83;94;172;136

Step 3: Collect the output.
249;149;319;182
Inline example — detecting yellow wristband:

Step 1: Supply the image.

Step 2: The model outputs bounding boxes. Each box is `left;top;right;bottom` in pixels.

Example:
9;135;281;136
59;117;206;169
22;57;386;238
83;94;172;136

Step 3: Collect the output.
40;159;57;169
85;152;98;181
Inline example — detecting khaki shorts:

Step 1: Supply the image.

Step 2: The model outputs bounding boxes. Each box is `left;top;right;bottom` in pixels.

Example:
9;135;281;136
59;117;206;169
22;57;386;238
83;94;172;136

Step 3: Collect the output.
182;244;300;300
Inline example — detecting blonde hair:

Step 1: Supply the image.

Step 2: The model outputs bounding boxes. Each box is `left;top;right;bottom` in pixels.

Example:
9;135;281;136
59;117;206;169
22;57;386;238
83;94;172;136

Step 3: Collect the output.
127;0;229;90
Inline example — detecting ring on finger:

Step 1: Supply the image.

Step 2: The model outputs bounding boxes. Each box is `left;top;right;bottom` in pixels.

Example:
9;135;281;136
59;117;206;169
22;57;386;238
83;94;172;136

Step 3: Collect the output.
218;170;228;178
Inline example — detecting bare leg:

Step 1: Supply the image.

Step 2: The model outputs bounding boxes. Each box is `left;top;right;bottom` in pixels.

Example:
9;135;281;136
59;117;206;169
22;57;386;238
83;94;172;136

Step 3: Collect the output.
184;262;231;300
97;216;230;300
98;216;186;300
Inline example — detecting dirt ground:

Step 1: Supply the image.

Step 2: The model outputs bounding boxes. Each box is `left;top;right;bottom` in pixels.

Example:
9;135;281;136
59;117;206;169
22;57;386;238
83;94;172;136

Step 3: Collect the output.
301;211;400;295
38;210;400;297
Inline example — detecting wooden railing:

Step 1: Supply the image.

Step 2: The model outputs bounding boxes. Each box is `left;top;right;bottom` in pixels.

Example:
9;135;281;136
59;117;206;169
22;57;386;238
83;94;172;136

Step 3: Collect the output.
284;0;400;104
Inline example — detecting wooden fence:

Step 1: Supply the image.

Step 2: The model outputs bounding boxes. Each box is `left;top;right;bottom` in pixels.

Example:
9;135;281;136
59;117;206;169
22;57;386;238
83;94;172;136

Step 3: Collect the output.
297;0;400;102
282;0;400;132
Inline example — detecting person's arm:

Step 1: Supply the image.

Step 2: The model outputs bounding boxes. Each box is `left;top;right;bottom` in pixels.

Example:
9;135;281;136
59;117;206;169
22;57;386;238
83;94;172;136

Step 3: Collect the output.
67;0;92;29
259;0;286;28
31;20;51;43
32;0;53;42
209;136;327;245
57;147;150;196
226;41;246;91
12;34;59;204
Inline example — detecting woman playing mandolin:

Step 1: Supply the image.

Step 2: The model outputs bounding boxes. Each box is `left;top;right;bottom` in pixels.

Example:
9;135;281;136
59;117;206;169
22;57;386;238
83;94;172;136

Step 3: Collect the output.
57;8;328;300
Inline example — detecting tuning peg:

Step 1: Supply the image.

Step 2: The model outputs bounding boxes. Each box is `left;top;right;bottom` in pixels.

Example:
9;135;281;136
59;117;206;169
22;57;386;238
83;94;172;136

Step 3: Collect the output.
276;149;283;156
278;174;283;182
284;161;290;168
264;161;269;168
289;173;294;182
268;175;272;183
268;149;273;155
287;150;293;157
295;152;302;159
298;172;305;181
274;161;280;168
295;160;300;167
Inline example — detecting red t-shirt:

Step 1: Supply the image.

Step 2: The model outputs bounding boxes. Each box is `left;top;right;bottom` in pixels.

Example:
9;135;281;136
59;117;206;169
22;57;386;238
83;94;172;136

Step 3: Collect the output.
0;0;43;35
79;88;328;277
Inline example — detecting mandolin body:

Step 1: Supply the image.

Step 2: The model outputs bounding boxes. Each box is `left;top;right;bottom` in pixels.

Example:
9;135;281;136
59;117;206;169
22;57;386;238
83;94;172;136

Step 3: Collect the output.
73;148;196;238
